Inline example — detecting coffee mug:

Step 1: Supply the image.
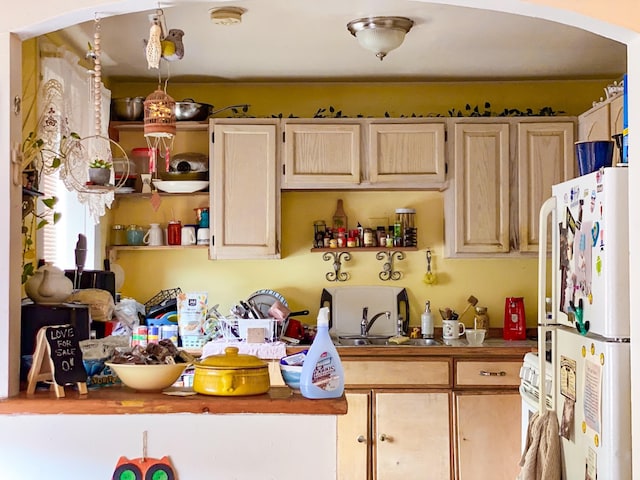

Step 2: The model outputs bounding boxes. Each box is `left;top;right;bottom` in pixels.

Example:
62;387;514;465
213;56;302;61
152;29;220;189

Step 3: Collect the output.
197;227;210;245
181;225;196;245
144;223;164;246
442;319;465;340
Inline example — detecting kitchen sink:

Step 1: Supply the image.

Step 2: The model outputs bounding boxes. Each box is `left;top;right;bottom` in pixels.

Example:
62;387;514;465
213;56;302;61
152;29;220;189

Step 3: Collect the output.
335;335;441;347
337;334;391;346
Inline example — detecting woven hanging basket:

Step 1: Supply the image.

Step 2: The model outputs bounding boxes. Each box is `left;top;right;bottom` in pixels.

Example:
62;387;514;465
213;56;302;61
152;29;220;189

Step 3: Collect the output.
144;88;176;137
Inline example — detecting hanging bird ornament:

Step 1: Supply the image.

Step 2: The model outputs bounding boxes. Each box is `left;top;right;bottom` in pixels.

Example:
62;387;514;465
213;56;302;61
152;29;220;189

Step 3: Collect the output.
161;29;185;62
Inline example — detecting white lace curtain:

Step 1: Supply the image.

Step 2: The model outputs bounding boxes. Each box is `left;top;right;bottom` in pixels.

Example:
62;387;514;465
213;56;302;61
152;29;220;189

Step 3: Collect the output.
38;40;112;269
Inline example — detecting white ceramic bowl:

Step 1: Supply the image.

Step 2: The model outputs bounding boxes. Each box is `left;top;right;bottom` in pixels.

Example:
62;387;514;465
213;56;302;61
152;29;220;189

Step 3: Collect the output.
465;329;486;346
152;180;209;194
280;364;303;391
105;362;188;392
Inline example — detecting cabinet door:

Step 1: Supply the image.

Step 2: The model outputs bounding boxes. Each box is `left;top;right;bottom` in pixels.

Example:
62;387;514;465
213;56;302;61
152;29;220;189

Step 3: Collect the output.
282;122;361;188
337;392;370;480
578;102;610;141
451;122;510;254
375;391;451;480
368;123;446;187
210;122;279;259
609;95;624;165
517;122;575;253
454;392;521;480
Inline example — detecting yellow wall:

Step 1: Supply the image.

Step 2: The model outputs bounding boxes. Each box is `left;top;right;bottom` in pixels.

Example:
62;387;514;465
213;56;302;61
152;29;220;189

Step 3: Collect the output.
110;188;541;330
34;70;618;330
106;78;615;329
112;79;612;118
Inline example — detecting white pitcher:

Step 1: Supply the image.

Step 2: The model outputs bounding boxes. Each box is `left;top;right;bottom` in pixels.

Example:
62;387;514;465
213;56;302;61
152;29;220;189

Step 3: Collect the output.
144;223;164;246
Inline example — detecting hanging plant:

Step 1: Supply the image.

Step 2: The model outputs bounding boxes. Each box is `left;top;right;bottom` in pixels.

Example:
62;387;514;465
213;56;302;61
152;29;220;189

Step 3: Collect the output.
20;130;77;284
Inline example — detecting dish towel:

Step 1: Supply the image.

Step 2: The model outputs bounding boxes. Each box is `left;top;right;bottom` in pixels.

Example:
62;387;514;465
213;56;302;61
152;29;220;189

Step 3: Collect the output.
201;340;287;360
518;410;562;480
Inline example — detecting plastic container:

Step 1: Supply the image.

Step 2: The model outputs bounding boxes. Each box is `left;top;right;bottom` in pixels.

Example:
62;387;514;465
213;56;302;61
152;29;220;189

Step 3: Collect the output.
299;307;344;399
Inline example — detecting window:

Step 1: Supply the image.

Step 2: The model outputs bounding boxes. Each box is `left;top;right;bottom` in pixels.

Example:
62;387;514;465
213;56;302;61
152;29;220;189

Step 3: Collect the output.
37;41;112;271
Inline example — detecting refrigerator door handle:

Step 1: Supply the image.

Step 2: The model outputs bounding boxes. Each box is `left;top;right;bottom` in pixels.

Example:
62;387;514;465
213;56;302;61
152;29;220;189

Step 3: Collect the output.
538;196;557;414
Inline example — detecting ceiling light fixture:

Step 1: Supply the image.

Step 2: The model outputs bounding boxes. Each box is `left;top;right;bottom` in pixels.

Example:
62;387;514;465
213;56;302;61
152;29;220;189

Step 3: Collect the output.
347;16;414;61
210;7;246;26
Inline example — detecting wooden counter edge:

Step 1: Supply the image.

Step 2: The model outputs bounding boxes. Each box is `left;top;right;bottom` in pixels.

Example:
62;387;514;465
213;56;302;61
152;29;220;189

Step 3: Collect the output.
0;386;348;416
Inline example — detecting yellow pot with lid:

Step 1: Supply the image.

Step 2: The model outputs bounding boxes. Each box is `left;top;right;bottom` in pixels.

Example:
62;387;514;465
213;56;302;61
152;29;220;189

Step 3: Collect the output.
193;346;270;396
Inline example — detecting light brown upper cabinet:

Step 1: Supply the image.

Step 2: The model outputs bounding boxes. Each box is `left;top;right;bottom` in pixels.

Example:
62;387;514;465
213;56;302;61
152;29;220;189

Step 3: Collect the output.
447;121;511;255
578;94;623;164
281;118;447;190
209;119;280;259
445;118;576;257
367;121;446;187
517;121;575;253
282;120;361;188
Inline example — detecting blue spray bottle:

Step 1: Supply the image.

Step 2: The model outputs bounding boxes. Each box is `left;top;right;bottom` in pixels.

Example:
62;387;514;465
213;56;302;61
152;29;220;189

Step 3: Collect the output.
299;307;345;399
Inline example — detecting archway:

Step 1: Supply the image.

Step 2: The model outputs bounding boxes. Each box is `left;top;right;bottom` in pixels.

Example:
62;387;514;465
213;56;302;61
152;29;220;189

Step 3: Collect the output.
1;1;638;477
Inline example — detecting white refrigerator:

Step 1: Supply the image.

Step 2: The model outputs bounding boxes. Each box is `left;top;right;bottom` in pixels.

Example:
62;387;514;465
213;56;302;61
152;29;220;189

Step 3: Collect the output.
538;167;631;479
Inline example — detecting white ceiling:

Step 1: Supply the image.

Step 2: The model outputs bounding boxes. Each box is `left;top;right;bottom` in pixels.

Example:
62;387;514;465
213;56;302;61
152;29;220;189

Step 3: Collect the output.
56;0;627;82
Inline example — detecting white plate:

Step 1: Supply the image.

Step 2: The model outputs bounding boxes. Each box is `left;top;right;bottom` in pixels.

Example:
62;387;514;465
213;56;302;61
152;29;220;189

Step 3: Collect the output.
247;289;288;318
153;180;209;193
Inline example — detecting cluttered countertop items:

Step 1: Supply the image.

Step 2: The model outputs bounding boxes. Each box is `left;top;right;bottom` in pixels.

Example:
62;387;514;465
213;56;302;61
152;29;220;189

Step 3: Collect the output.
18;268;535;410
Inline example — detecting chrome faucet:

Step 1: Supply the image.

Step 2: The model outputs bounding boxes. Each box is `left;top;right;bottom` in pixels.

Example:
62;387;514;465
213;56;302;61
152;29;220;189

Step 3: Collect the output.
360;307;391;335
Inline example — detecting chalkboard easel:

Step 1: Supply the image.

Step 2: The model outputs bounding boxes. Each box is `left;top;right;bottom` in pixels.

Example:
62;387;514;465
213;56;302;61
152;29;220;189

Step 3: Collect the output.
26;325;88;398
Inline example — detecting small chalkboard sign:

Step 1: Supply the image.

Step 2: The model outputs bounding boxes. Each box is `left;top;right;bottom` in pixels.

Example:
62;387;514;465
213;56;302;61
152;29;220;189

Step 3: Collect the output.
27;325;87;397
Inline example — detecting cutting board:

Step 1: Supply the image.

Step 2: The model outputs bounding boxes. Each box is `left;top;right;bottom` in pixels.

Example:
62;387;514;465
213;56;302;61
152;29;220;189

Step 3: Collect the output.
320;286;409;336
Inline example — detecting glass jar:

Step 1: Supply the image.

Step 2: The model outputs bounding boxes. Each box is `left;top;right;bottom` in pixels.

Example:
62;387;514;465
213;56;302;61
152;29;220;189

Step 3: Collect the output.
167;220;182;246
396;208;417;247
337;227;346;248
110;224;127;246
363;228;374;247
376;226;387;248
126;224;144;246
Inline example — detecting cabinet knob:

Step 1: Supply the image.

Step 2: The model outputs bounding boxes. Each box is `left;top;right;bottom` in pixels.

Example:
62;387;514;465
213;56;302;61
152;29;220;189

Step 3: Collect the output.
379;433;392;442
357;435;367;444
479;370;506;376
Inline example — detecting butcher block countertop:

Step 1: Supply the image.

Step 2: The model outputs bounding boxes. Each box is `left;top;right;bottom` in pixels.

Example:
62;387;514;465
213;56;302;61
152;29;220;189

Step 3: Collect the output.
1;331;535;415
0;386;348;416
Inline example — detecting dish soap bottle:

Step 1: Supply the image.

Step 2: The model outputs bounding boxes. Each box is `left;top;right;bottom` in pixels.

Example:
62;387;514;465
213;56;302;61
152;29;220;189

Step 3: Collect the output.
421;301;434;339
300;307;344;399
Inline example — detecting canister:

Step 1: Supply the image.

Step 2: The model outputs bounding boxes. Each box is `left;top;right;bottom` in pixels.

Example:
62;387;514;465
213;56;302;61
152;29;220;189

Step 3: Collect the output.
167;220;182;245
396;208;417;247
110;224;127;246
126;224;144;245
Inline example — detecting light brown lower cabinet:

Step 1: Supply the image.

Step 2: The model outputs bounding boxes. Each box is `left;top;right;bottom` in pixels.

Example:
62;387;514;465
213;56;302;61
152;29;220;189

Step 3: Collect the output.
337;354;526;480
453;359;523;480
454;391;521;480
338;390;451;480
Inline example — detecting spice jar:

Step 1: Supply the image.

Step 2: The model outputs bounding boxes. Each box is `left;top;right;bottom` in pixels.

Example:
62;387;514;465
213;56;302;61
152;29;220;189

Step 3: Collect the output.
167;220;182;246
337;227;346;248
376;227;387;248
363;228;374;247
347;237;356;248
110;224;127;246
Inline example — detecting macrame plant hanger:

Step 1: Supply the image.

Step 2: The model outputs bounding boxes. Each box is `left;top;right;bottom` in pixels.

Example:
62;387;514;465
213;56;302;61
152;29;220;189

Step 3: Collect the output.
61;14;129;221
